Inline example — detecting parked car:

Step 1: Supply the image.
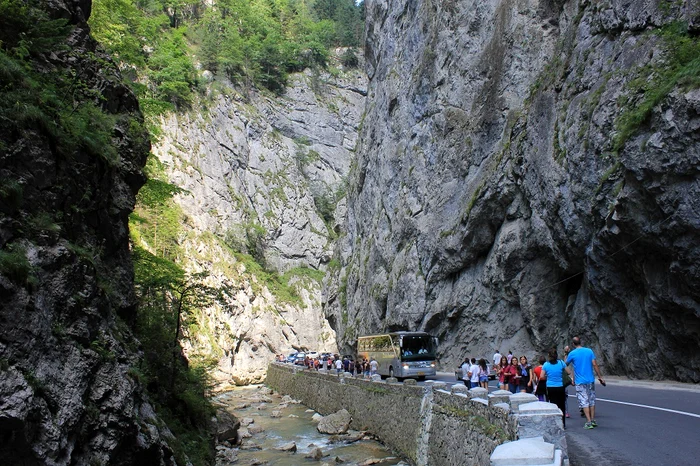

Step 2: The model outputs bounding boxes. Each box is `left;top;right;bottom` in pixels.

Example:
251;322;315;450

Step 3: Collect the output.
308;351;319;360
286;352;297;364
294;352;307;365
320;352;332;361
455;361;495;381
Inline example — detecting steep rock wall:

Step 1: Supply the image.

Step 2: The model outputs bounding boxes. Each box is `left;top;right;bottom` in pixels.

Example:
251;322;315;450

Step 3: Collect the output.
326;0;700;381
151;60;366;383
0;0;176;464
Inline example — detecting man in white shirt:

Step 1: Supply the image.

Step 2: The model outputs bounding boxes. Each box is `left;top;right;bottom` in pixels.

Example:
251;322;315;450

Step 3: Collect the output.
370;358;378;375
493;350;502;367
460;358;470;387
335;358;342;374
468;358;480;389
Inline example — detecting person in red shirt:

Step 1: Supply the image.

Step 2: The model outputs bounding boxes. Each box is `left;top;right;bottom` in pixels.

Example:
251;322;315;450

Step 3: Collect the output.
533;355;547;401
497;356;517;392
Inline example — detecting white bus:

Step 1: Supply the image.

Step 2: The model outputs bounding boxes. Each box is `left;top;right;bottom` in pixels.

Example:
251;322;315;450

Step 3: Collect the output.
357;332;438;380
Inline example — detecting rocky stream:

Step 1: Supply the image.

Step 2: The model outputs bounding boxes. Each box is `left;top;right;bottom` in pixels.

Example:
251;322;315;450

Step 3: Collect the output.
214;386;407;466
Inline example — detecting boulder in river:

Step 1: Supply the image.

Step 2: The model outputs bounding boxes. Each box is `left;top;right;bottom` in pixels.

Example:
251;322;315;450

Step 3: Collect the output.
248;425;265;434
312;413;323;422
240;417;255;426
317;409;352;434
328;430;365;444
239;441;262;451
276;441;297;452
306;446;324;460
270;410;282;418
215;408;240;442
237;427;252;441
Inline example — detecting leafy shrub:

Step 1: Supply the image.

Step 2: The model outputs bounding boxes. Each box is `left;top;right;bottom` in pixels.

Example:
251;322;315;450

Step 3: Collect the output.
0;244;32;283
341;48;359;68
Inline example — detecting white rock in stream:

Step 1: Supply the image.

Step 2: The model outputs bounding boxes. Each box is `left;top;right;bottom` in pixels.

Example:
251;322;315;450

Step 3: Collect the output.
276;441;297;452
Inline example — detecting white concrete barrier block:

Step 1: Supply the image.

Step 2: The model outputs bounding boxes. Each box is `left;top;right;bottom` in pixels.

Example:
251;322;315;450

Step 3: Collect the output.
490;437;559;466
509;393;538;411
451;384;469;395
518;401;561;416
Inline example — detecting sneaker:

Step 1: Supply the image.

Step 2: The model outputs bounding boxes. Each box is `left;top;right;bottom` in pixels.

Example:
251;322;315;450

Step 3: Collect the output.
584;422;594;429
591;420;598;427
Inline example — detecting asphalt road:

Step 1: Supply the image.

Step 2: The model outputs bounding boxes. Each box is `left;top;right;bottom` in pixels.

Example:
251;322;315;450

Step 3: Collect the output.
429;373;700;466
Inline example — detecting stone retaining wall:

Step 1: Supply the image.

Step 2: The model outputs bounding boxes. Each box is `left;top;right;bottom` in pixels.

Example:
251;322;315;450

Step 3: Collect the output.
266;364;567;465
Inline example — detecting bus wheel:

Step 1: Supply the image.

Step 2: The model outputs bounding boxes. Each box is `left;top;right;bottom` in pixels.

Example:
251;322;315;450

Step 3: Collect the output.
418;376;426;381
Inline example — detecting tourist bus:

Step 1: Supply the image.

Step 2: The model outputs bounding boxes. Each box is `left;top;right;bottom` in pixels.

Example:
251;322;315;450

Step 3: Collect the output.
357;332;438;380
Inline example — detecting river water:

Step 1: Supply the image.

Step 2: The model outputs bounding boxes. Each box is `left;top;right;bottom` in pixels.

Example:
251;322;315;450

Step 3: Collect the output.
215;385;407;465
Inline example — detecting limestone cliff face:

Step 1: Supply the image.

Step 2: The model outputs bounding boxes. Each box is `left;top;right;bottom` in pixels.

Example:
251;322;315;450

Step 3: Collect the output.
151;59;366;383
0;1;176;464
326;0;700;382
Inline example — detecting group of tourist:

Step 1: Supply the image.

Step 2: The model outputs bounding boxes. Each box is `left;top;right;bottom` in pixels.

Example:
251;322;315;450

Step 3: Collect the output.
490;337;604;429
285;354;380;378
459;358;490;389
490;350;536;394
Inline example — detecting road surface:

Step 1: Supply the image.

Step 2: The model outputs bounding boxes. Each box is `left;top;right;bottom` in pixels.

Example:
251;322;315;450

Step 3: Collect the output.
429;372;700;466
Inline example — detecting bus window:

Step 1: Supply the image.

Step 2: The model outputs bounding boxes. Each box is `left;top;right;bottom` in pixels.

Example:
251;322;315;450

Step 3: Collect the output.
400;335;436;361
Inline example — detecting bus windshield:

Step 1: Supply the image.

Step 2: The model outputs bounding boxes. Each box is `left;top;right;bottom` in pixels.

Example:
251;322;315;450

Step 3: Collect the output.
399;334;436;361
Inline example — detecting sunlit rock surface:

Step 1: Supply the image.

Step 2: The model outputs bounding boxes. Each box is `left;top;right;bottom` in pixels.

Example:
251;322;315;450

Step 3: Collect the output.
326;0;700;381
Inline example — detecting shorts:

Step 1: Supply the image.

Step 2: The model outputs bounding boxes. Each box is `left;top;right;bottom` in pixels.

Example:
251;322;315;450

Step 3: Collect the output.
576;383;596;408
479;375;488;382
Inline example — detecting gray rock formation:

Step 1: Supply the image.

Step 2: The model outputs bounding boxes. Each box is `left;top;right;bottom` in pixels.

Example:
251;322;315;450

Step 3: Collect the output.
325;0;700;381
150;52;367;384
0;0;177;463
317;409;352;435
215;409;240;443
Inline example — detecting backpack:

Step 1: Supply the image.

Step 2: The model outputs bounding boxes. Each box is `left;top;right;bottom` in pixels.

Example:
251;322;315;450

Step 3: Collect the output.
560;360;572;388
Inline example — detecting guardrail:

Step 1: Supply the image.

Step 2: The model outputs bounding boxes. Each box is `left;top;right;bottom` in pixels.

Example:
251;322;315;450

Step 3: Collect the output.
266;363;567;465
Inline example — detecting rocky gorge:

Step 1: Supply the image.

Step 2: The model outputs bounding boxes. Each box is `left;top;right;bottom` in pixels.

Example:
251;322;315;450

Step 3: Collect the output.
0;0;177;463
146;55;367;384
1;0;700;464
325;0;700;382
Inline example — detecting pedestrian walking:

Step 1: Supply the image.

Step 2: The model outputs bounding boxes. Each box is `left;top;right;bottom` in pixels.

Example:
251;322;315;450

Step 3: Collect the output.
517;356;534;393
563;346;571;418
468;358;480;389
566;336;605;429
533;355;547;401
370;358;378;376
335;358;342;374
493;349;502;367
478;358;489;389
507;350;514;364
497;356;517;392
540;347;572;428
460;358;470;387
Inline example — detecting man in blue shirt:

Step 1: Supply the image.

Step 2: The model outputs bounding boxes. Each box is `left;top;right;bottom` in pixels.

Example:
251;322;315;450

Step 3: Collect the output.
566;336;606;429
